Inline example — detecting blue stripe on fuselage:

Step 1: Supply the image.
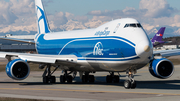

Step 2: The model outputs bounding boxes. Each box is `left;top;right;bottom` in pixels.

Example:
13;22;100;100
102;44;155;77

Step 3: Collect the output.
36;34;136;46
36;34;137;60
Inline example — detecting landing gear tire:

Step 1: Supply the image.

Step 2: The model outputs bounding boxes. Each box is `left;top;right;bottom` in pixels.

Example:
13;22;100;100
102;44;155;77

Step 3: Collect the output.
89;75;95;83
50;76;56;83
60;75;65;83
60;70;74;83
43;76;49;84
124;80;131;89
131;81;136;89
106;75;112;83
106;74;119;83
67;76;73;83
82;75;88;83
42;65;58;84
43;76;56;84
60;75;73;83
124;80;137;89
114;75;119;83
124;69;137;89
82;74;95;83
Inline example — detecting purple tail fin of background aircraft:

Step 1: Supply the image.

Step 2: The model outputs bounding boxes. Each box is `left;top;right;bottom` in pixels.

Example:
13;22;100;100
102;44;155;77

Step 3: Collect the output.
151;27;166;47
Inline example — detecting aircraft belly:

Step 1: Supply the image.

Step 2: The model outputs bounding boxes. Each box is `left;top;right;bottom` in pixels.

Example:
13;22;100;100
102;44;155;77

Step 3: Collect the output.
96;63;130;71
93;61;147;72
75;58;148;72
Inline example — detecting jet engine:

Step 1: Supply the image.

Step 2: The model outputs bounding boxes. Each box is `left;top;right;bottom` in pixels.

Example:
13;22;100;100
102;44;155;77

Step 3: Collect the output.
149;58;174;79
6;59;30;80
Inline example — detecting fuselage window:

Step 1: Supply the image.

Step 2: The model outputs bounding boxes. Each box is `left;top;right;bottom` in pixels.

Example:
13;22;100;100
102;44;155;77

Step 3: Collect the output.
113;23;121;33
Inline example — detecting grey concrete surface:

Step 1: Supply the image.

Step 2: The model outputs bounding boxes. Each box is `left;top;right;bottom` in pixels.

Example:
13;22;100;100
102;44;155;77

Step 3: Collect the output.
0;65;179;101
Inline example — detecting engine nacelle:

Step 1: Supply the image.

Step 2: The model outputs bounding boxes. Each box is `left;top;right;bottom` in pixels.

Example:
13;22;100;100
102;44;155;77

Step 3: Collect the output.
6;59;30;80
149;58;174;79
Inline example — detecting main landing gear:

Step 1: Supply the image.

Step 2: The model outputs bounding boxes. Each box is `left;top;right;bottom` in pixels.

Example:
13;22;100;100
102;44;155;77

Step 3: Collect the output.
42;65;77;84
42;65;57;84
60;71;76;83
106;72;120;83
81;72;95;83
124;69;137;89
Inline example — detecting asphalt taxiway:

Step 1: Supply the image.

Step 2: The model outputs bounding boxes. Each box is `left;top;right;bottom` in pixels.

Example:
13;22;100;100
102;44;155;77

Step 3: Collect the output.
0;65;180;101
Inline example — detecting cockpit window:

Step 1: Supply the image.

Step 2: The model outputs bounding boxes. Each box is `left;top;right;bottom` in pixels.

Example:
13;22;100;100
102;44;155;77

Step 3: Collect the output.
124;24;129;28
137;24;142;27
129;24;136;27
124;23;142;28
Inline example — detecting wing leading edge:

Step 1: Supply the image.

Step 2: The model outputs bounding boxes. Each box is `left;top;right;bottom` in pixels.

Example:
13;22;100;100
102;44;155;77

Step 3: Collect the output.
153;49;180;57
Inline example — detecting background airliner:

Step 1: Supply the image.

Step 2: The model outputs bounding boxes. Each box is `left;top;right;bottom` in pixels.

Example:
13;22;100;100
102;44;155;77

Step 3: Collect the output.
151;27;172;47
0;0;180;89
152;27;166;46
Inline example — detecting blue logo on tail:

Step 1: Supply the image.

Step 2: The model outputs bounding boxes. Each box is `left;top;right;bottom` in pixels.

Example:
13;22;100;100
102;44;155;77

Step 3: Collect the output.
36;6;50;34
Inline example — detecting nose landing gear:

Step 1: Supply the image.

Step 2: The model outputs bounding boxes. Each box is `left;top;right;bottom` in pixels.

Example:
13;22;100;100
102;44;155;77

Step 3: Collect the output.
124;69;137;89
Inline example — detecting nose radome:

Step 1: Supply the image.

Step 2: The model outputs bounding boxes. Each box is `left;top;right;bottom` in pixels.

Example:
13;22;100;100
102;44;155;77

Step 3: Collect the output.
136;40;151;57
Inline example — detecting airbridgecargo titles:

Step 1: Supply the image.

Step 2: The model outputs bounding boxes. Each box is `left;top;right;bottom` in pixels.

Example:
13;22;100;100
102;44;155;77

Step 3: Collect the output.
94;30;110;36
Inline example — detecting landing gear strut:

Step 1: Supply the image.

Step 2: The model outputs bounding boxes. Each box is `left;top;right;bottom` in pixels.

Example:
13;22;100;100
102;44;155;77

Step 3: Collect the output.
124;69;137;89
42;65;57;84
106;72;119;83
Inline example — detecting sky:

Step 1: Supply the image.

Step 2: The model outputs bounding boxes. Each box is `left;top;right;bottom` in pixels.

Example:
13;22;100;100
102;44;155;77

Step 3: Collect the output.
1;0;180;38
45;0;180;16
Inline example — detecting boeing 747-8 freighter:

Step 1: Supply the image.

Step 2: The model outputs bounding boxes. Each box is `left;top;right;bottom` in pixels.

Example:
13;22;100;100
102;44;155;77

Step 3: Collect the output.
0;0;179;89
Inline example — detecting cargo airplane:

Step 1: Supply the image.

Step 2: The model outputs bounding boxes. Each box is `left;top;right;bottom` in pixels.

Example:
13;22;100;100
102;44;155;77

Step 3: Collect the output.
151;27;172;47
0;0;179;89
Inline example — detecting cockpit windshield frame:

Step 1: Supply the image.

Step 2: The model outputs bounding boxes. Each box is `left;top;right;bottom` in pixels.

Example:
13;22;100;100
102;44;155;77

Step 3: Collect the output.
124;23;142;28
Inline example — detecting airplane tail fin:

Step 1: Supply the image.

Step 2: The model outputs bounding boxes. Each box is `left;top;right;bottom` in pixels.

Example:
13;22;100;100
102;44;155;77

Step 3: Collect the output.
151;27;166;42
35;0;51;34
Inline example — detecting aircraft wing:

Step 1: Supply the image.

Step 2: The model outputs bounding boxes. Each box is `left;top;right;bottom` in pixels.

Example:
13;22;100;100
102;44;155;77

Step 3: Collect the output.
153;49;180;57
0;52;78;66
0;37;35;44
